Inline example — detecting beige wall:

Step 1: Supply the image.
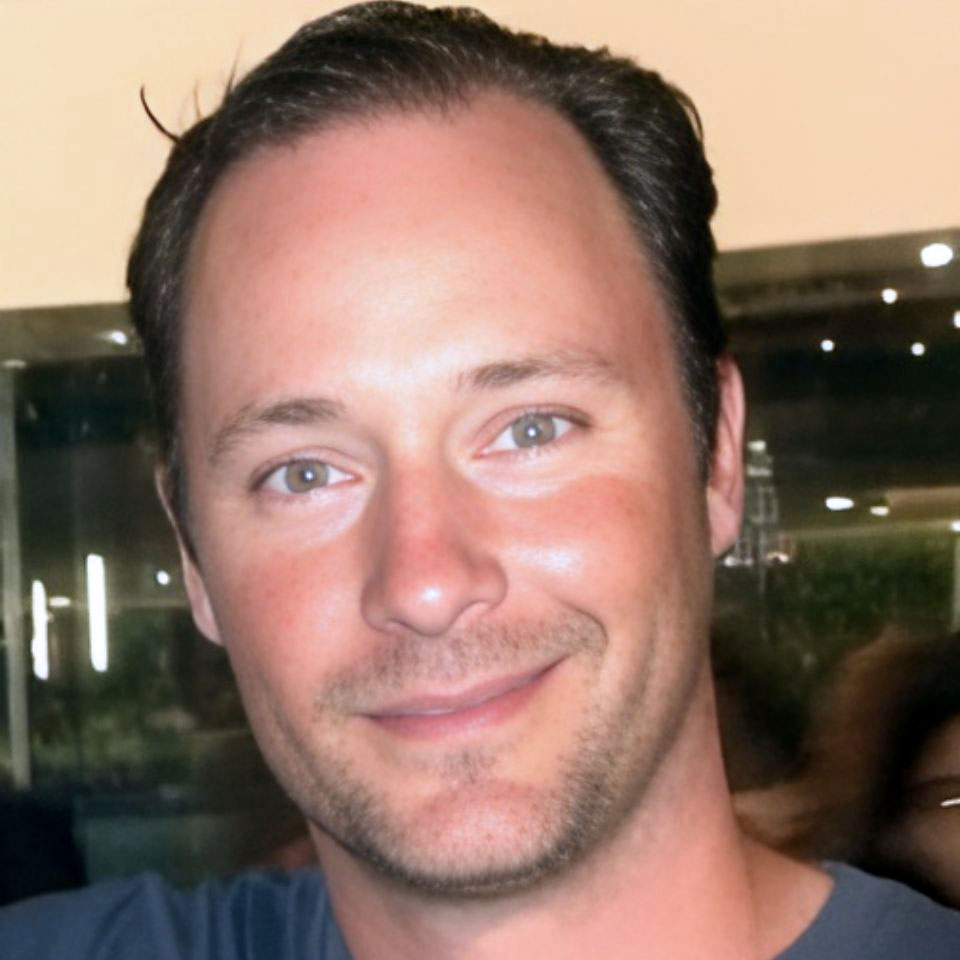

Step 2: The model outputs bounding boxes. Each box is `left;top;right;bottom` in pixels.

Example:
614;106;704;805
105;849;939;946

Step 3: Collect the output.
1;0;957;309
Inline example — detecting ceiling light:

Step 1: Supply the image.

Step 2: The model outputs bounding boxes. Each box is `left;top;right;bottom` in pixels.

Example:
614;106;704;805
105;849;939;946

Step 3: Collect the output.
920;242;954;268
98;329;130;347
881;288;898;304
825;496;855;512
870;505;890;517
820;338;835;353
910;342;926;357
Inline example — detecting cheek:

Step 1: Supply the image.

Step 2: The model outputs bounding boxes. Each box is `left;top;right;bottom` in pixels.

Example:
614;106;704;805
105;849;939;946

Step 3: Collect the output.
200;538;361;691
500;472;711;621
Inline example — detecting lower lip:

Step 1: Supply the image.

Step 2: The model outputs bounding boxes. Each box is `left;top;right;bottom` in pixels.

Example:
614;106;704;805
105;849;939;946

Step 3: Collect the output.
366;663;559;741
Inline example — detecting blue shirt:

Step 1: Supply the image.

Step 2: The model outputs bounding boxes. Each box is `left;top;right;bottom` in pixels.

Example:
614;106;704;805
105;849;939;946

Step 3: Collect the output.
2;861;958;958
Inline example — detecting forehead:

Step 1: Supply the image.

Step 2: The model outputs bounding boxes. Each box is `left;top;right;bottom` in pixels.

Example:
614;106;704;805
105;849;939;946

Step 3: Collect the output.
182;94;674;404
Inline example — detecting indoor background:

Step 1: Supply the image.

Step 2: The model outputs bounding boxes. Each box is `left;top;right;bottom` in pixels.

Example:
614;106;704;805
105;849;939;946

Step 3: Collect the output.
1;0;958;900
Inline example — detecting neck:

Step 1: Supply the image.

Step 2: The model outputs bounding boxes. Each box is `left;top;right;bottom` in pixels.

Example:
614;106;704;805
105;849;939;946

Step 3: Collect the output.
315;674;829;960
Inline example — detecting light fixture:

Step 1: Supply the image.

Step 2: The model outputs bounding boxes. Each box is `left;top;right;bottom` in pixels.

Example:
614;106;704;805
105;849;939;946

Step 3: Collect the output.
98;329;130;347
2;358;27;370
155;569;171;587
31;580;50;681
825;496;855;512
953;310;960;330
869;505;890;517
881;288;898;305
910;342;926;357
48;595;72;609
86;554;108;672
951;520;960;534
920;242;954;268
820;338;835;353
747;439;767;453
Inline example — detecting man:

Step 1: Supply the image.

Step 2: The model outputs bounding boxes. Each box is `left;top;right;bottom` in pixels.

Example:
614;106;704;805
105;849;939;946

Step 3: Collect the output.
3;3;959;957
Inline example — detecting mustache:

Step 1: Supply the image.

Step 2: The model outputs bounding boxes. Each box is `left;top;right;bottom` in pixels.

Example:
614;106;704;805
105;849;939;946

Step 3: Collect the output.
320;613;607;712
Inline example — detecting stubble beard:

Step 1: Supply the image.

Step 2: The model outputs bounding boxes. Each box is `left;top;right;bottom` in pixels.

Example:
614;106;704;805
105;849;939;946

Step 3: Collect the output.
251;612;696;898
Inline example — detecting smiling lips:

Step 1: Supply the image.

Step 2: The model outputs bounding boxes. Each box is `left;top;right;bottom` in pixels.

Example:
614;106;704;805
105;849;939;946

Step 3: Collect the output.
365;661;560;740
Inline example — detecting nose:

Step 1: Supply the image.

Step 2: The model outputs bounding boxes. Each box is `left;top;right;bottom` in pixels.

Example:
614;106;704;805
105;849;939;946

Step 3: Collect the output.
360;467;507;637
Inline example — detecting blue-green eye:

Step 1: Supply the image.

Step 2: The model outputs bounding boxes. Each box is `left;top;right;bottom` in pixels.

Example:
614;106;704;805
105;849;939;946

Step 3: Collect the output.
488;413;574;452
261;458;349;494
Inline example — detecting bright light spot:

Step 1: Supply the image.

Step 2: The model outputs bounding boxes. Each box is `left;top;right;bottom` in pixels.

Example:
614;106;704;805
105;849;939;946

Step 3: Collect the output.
747;439;767;453
881;288;898;304
870;505;890;517
31;580;50;681
825;496;855;512
820;339;836;353
155;569;171;587
99;329;129;347
86;554;108;673
920;242;954;268
953;310;960;329
48;595;72;608
2;358;27;369
951;521;960;534
910;342;927;357
722;553;753;568
941;797;960;808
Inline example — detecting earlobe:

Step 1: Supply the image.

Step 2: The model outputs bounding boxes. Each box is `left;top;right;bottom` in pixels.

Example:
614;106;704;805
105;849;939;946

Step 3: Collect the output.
180;557;223;645
706;355;746;557
154;466;223;645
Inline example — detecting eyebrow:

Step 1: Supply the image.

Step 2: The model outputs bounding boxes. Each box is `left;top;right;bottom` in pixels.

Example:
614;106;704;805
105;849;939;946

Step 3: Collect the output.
207;349;621;467
455;349;623;392
209;396;346;467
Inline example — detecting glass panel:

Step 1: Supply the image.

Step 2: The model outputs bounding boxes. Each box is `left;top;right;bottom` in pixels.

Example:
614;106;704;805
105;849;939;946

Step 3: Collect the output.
0;308;305;897
714;229;960;788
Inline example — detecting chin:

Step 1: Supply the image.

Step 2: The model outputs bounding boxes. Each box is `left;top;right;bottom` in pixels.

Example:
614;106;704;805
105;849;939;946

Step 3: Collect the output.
313;751;628;898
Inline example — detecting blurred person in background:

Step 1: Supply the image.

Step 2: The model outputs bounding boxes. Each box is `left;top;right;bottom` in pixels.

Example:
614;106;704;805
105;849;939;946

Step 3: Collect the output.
0;791;85;906
738;631;960;908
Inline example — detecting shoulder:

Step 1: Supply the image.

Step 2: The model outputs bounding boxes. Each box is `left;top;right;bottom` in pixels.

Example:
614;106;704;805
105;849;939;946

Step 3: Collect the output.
0;869;347;960
778;861;960;959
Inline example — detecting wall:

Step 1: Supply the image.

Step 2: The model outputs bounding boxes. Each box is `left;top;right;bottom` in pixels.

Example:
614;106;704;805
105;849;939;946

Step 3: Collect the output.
1;0;957;309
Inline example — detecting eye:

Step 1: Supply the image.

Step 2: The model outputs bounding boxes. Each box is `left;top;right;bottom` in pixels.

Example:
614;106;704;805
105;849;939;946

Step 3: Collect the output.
260;458;351;495
486;412;574;453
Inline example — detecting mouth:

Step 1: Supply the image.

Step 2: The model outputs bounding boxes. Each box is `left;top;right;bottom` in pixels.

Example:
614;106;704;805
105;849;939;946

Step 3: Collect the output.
363;660;562;740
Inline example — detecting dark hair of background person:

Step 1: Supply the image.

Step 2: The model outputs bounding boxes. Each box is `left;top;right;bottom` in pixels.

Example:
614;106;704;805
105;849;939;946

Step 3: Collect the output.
737;631;960;907
126;1;725;546
0;792;86;906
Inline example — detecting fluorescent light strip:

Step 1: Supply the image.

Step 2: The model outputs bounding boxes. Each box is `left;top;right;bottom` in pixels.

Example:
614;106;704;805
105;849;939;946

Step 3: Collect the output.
86;554;108;673
30;580;50;681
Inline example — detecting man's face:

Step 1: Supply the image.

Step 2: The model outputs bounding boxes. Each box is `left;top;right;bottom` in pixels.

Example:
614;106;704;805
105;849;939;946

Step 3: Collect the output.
176;94;743;893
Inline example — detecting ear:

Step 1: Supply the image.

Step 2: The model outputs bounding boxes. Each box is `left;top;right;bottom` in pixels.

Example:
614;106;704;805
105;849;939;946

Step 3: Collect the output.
705;354;746;557
154;466;223;645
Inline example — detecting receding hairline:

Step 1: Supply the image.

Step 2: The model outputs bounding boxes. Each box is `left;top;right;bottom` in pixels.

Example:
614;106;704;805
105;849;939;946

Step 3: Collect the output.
179;87;669;357
184;87;653;262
